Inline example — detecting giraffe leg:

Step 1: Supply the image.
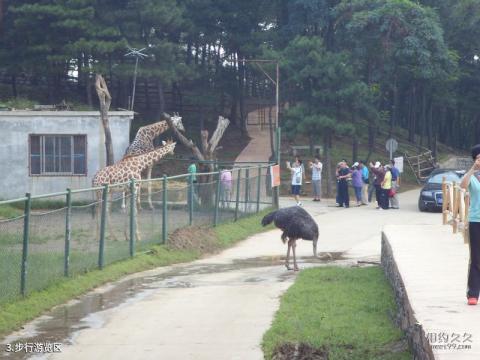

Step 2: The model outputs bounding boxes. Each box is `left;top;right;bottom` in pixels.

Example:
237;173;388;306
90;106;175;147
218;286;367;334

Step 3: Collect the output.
107;193;118;241
137;182;143;211
135;201;141;242
147;166;154;210
95;190;101;241
285;237;292;270
121;191;126;211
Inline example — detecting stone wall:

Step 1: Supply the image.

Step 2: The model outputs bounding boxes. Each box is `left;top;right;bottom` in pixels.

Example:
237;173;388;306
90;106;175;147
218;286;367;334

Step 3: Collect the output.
381;232;435;360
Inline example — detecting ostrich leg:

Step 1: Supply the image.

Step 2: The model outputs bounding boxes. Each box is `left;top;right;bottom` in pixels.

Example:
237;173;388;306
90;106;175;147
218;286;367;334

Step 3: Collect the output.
285;237;292;270
147;166;154;210
291;239;299;271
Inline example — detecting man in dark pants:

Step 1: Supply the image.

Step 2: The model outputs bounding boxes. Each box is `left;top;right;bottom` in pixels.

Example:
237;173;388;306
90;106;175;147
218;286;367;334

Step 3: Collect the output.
336;161;351;208
369;161;385;209
461;145;480;305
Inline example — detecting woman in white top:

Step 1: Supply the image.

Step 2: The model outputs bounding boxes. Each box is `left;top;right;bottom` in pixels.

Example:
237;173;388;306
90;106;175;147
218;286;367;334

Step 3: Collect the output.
286;159;303;206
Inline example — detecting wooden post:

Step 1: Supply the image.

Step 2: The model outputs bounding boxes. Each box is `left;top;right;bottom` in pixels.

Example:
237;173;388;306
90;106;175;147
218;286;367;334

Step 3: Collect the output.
452;183;458;233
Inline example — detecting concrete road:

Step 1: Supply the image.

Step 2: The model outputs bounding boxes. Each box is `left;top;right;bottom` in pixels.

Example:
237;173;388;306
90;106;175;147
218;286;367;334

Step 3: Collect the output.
2;189;441;360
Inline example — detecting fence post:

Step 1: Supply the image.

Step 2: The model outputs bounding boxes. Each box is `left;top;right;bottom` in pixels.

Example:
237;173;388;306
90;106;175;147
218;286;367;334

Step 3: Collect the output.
442;177;447;225
129;179;136;257
64;189;72;277
235;168;241;221
162;175;168;244
214;171;221;226
189;174;194;226
20;193;31;297
256;166;261;213
98;184;108;269
245;168;250;213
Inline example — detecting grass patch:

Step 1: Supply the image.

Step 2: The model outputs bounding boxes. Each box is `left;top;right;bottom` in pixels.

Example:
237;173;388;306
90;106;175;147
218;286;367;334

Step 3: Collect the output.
0;208;274;337
0;205;23;219
262;266;411;360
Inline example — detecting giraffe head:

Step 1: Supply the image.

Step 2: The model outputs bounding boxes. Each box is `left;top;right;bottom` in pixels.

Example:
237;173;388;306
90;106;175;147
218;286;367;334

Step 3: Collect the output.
161;139;177;156
171;112;185;132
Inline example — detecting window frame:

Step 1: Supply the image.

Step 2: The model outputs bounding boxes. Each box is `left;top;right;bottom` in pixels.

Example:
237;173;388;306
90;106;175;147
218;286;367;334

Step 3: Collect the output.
28;134;88;177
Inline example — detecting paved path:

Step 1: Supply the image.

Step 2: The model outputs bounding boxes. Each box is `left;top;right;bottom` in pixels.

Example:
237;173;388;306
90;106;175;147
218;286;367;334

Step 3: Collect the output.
384;225;477;359
234;110;271;163
2;190;443;360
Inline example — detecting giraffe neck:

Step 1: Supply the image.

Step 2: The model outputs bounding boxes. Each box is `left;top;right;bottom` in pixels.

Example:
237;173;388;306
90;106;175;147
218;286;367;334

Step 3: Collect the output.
136;145;174;171
148;121;169;139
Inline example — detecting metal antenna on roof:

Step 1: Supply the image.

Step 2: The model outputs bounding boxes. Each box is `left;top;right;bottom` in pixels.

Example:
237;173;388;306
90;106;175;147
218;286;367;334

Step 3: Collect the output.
124;47;148;111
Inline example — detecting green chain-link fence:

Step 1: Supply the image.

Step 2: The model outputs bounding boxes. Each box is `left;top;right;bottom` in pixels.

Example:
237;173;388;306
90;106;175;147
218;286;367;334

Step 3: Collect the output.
0;164;276;303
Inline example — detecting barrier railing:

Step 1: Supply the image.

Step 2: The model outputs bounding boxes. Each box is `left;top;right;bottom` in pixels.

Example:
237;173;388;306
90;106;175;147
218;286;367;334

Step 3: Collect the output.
442;179;469;243
0;164;276;303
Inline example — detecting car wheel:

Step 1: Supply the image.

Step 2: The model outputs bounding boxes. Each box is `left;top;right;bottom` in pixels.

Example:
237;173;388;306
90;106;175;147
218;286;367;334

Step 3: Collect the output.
418;198;427;212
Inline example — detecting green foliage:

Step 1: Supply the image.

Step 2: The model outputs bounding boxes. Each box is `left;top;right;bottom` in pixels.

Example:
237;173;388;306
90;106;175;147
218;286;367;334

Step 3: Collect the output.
262;266;411;359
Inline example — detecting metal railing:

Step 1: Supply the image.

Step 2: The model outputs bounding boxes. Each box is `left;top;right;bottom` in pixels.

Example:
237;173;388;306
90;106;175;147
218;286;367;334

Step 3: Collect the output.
442;179;469;243
0;164;276;303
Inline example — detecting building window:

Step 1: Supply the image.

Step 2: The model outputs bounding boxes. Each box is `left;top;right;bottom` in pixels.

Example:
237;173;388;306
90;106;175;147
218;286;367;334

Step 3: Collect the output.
29;135;87;176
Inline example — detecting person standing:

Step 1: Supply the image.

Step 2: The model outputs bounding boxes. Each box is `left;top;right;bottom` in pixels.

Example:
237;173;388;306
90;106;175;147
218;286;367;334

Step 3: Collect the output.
337;161;351;208
351;162;363;206
309;157;323;201
389;159;400;209
220;168;233;208
370;161;385;209
188;157;198;206
359;161;369;205
380;165;392;210
460;145;480;305
287;159;303;206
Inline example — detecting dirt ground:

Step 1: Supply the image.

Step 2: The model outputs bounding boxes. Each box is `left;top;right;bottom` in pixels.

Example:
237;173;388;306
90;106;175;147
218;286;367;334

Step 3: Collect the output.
272;343;329;360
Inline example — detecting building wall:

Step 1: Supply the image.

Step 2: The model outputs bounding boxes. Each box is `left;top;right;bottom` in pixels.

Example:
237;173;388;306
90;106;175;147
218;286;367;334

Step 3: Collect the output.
0;111;133;199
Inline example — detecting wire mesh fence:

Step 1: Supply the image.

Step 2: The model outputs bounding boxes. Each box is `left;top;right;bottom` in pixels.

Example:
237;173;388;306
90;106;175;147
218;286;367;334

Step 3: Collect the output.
0;164;275;303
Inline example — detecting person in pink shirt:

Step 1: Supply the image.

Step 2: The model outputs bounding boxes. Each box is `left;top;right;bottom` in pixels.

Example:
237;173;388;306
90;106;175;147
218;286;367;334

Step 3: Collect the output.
220;169;233;207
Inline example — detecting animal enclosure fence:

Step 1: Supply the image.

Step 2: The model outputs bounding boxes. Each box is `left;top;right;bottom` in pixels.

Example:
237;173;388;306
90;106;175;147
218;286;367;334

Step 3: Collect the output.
0;164;275;303
442;178;469;243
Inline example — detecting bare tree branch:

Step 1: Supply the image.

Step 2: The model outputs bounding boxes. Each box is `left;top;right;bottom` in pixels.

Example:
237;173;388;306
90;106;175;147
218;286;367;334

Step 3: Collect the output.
208;116;230;153
163;112;205;160
95;74;114;165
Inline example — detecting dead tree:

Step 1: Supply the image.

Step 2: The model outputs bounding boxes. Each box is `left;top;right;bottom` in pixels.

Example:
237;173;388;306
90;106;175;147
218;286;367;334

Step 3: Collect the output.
95;74;114;166
165;113;230;206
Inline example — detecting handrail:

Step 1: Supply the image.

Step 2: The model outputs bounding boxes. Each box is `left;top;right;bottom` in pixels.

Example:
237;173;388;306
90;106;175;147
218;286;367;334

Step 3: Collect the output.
442;178;469;243
0;163;273;205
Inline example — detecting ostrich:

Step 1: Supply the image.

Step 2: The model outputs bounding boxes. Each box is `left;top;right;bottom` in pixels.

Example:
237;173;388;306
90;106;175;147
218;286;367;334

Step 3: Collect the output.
261;206;318;271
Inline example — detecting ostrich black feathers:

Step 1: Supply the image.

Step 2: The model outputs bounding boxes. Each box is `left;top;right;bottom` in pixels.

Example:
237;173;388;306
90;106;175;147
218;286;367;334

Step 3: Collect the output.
262;206;319;257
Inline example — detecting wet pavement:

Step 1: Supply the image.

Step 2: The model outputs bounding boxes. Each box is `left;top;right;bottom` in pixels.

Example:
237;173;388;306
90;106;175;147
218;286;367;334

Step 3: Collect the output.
1;190;441;360
1;251;351;360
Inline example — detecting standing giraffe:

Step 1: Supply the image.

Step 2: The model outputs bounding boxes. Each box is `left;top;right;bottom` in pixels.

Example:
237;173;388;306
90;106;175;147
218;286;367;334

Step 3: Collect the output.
125;113;184;209
92;140;177;241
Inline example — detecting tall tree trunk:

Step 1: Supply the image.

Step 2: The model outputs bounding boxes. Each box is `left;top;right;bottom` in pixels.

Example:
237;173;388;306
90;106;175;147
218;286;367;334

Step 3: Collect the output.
368;120;375;153
95;74;114;166
352;134;358;162
324;132;333;197
156;79;165;116
427;102;433;150
408;84;416;143
11;74;17;98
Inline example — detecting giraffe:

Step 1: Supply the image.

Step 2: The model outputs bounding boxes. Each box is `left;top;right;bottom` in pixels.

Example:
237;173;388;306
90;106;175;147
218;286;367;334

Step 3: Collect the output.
125;113;184;210
92;140;177;241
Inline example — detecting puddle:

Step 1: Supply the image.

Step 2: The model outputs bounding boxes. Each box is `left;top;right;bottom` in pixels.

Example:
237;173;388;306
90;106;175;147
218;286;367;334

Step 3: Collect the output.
1;252;347;359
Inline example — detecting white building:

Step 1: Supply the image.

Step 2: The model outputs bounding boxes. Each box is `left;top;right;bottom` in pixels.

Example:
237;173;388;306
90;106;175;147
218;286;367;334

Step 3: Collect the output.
0;111;133;199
